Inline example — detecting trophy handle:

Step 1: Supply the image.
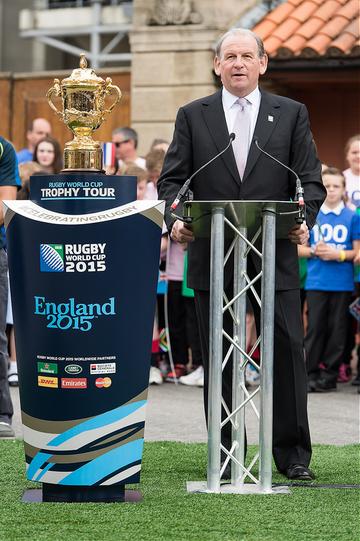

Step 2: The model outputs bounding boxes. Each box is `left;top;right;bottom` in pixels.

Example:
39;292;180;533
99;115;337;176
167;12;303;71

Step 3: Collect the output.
46;79;63;118
104;78;122;115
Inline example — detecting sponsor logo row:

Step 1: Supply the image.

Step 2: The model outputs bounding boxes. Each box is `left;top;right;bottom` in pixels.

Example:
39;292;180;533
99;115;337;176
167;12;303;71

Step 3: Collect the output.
37;361;116;375
38;376;112;389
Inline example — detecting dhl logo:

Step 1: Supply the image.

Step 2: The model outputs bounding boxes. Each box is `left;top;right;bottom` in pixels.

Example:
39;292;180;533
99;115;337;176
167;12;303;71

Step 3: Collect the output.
38;375;58;388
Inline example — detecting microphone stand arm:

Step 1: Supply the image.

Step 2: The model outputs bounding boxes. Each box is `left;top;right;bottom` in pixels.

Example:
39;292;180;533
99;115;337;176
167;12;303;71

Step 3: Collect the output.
254;139;306;225
170;133;236;218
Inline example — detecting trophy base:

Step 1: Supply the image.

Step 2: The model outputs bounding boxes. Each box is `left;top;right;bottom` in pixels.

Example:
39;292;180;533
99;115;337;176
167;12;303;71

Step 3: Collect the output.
61;168;105;174
64;148;102;171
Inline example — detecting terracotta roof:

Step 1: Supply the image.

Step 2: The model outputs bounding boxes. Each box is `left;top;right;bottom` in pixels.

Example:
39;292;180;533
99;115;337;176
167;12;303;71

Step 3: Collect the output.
253;0;360;58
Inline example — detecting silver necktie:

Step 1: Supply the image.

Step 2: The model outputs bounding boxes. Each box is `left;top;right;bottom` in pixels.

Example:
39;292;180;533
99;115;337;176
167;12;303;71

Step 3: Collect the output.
232;98;251;180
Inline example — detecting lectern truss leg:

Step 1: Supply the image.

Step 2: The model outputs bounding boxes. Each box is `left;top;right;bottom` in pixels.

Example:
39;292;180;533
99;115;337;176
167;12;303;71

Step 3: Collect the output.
221;342;234;372
222;329;260;371
220;444;259;484
224;219;263;260
223;272;262;313
187;204;290;495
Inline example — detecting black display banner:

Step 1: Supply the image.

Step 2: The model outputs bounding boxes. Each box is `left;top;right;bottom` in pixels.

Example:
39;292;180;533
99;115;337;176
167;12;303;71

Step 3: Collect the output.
30;173;137;214
5;199;164;487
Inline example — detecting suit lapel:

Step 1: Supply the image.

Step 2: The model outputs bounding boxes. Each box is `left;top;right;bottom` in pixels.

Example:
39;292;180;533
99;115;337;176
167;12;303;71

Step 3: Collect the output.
201;91;241;186
242;91;281;182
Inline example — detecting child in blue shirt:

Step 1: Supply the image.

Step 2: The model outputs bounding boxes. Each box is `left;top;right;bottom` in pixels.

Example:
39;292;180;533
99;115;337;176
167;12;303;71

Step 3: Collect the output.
298;167;360;391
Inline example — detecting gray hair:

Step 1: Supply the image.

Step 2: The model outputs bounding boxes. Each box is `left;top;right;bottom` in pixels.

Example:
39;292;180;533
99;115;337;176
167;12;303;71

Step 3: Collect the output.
112;126;139;149
215;28;265;59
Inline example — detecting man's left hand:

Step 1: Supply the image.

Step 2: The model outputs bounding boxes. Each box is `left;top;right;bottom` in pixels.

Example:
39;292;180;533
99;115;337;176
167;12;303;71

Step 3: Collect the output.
288;222;309;245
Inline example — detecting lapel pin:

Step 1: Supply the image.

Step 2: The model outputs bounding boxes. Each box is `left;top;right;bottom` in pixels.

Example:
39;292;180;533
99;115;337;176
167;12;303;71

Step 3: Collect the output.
268;115;274;122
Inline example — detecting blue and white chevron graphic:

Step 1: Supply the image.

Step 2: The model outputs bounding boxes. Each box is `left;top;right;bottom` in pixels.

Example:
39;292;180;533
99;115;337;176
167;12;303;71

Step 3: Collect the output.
26;399;147;486
40;244;64;272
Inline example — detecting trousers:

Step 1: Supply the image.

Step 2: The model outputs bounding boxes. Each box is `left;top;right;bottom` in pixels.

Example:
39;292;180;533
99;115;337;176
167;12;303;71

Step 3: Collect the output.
0;249;12;423
305;290;352;383
194;285;312;472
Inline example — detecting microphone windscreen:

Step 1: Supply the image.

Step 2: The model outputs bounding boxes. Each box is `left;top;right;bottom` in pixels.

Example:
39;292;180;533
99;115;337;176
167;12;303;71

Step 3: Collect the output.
229;132;236;141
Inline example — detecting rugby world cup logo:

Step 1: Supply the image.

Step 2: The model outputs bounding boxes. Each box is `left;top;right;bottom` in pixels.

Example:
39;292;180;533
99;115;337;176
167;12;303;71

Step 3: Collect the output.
40;244;64;272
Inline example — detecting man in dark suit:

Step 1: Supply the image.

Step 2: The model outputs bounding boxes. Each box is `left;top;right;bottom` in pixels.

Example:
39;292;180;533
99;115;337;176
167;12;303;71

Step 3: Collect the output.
157;28;326;480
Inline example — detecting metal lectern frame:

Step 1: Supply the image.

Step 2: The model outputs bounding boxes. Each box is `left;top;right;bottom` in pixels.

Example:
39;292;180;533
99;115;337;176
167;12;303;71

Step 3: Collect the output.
184;200;301;495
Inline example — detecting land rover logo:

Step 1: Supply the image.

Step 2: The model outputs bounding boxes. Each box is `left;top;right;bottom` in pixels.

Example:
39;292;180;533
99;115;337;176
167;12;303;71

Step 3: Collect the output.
64;364;83;375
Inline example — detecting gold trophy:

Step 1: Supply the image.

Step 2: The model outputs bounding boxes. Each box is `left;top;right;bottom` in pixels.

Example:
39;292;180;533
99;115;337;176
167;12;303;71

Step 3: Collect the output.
47;54;121;171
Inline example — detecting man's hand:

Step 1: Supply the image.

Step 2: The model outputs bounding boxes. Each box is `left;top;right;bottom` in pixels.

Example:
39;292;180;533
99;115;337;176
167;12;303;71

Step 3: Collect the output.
170;219;194;244
288;222;309;245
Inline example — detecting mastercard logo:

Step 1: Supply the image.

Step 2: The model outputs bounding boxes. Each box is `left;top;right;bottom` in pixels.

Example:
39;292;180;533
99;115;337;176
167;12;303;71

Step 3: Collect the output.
95;377;112;388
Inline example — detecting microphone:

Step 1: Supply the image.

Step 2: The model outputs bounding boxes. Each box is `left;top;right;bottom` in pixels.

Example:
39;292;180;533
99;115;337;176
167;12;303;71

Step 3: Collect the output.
254;137;305;223
171;132;236;211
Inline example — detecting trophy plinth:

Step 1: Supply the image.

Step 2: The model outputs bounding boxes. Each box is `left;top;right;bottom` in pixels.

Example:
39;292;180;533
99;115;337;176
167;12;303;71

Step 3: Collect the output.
47;54;121;172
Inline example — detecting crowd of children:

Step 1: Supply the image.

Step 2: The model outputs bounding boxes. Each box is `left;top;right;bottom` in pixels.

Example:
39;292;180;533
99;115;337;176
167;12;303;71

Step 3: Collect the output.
5;127;360;396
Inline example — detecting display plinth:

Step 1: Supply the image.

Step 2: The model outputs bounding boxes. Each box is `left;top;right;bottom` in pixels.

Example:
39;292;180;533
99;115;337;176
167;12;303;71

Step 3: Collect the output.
22;487;143;503
5;194;164;503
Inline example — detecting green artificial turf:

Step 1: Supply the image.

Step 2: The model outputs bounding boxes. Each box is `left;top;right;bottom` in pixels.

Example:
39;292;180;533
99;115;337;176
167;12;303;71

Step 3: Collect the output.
0;441;359;541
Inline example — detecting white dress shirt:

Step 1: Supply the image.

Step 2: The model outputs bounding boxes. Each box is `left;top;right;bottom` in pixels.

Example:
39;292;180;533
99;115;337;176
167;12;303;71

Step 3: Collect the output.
222;86;261;146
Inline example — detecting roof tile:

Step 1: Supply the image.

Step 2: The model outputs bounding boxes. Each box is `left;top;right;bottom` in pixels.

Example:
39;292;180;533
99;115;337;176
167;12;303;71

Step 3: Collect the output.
276;47;296;59
337;0;359;19
327;33;356;55
326;19;359;55
303;34;333;55
279;35;308;55
321;16;350;39
291;1;318;23
252;0;360;58
350;44;360;57
266;2;295;24
297;17;326;39
343;17;360;37
263;36;283;55
253;19;277;40
272;18;302;41
315;0;342;22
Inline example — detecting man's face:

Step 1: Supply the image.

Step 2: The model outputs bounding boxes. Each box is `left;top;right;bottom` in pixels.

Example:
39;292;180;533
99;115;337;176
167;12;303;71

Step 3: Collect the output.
112;133;135;161
27;119;51;149
214;34;268;97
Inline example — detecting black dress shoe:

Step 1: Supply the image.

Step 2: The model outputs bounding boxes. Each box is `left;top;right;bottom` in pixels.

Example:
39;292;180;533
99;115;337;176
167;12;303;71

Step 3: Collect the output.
316;378;337;392
307;380;317;393
285;464;315;481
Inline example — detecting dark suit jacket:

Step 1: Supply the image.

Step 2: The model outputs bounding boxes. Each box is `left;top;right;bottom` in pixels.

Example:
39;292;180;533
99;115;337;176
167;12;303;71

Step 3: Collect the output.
158;89;326;291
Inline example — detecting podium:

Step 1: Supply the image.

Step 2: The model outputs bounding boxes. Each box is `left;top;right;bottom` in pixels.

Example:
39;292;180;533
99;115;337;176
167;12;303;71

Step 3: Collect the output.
184;200;303;495
4;197;164;502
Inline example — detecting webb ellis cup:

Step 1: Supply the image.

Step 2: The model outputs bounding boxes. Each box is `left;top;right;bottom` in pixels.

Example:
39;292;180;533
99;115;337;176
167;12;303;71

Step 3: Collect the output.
47;53;121;171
